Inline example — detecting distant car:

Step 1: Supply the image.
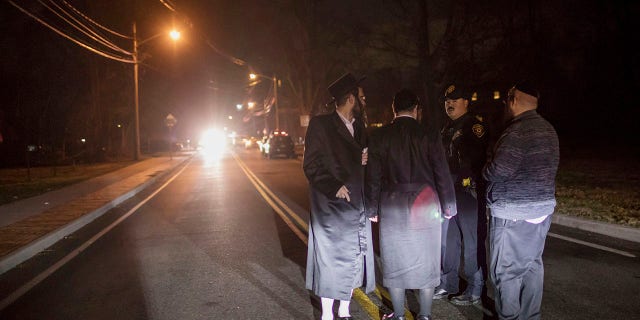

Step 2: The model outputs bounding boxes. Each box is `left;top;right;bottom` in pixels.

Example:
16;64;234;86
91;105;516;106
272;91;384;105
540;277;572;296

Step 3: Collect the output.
263;134;296;159
243;136;259;149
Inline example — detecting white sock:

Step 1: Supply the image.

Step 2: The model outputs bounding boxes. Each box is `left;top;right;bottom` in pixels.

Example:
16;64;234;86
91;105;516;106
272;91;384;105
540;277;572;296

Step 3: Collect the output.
321;297;334;320
338;299;351;317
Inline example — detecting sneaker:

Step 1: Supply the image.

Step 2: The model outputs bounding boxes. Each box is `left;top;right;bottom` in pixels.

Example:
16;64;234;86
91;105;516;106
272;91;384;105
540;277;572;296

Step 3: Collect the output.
416;315;431;320
433;287;449;300
450;293;481;306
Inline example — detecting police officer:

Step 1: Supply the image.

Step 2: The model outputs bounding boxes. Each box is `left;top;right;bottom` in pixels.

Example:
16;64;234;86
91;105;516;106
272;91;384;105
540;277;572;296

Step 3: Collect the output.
434;84;488;306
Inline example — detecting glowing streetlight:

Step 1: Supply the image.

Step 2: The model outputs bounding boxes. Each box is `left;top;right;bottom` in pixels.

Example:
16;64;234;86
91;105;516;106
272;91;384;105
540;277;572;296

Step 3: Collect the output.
169;30;181;41
132;23;181;160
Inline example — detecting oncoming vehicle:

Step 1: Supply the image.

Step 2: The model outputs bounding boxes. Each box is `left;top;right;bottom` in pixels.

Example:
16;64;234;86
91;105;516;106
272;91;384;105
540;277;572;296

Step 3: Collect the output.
243;136;259;149
262;132;296;159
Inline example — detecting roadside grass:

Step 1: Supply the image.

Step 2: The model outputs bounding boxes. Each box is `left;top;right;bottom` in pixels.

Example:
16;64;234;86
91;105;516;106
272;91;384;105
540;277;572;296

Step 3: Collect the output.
0;161;135;205
555;154;640;228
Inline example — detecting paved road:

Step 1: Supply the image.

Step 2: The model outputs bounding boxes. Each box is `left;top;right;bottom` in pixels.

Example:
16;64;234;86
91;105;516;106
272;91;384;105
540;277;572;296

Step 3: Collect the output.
236;148;640;320
0;148;639;319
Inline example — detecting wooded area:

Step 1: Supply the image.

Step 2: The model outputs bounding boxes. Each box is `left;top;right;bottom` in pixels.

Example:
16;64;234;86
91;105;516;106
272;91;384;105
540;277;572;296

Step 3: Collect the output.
1;0;637;166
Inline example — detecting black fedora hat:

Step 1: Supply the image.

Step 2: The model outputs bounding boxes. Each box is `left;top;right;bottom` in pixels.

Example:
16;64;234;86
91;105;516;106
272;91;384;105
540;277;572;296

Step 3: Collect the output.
327;73;366;105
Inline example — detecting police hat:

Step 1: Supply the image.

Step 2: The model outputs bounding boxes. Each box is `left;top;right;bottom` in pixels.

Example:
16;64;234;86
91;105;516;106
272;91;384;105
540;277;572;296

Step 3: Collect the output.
327;73;366;104
444;84;469;100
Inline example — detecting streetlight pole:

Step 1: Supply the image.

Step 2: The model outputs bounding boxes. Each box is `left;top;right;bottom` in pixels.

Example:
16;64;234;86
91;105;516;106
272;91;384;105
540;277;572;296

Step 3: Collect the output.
273;74;279;130
250;73;279;131
131;23;180;161
132;22;141;160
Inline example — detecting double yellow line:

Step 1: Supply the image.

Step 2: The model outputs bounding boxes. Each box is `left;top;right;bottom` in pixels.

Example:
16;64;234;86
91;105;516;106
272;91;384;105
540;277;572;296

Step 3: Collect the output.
232;153;415;320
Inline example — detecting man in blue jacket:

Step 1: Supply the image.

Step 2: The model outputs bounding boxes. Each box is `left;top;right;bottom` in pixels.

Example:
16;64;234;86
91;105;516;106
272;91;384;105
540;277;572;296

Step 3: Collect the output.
483;81;559;320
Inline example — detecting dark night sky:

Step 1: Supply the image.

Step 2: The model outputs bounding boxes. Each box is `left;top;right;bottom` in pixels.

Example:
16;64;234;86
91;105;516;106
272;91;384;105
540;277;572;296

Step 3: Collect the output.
1;0;639;164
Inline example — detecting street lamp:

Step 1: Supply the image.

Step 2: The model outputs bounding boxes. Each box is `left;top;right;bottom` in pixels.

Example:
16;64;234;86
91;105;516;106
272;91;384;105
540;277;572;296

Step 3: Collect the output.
117;124;124;157
132;22;181;160
249;73;279;131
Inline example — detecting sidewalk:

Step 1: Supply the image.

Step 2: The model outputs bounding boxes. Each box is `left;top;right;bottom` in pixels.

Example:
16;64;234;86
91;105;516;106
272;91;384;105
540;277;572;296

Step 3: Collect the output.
1;151;639;275
0;153;192;274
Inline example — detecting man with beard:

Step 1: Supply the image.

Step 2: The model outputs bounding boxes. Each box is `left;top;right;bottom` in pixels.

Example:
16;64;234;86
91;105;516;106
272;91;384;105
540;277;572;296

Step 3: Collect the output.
434;84;488;306
365;89;456;320
483;81;559;320
303;73;374;320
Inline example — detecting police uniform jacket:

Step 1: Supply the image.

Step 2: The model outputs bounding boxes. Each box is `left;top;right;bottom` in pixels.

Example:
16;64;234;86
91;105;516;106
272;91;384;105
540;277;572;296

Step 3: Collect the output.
365;116;456;289
441;112;488;191
303;111;375;300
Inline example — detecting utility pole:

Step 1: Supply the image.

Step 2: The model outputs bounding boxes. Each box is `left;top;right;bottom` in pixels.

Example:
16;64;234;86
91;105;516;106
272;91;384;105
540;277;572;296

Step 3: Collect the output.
273;74;279;130
132;22;141;160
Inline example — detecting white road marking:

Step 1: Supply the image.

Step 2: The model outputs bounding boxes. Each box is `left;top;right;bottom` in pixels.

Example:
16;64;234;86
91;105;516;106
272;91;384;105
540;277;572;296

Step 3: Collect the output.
0;159;192;311
548;232;636;258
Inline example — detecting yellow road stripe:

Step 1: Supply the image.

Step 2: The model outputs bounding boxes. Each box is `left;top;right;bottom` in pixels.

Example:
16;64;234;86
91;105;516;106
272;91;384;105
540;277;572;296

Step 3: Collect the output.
233;153;308;245
353;288;382;320
233;153;308;232
233;152;421;320
375;285;414;320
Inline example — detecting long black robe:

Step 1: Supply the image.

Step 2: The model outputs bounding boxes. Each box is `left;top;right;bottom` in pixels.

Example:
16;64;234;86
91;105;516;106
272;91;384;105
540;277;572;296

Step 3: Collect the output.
303;111;375;300
365;116;456;289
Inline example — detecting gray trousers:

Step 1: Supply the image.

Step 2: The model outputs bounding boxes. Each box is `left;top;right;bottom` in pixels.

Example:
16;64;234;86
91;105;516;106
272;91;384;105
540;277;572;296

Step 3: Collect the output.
489;215;551;320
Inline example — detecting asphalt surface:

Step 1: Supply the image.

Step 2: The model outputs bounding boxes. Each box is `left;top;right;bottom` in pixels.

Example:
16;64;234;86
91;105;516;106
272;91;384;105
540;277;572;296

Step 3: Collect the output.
0;150;638;318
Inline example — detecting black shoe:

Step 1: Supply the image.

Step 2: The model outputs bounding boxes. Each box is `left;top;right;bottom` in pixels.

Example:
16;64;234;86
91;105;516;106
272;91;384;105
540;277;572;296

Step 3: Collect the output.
416;315;431;320
381;313;406;320
336;317;354;320
450;293;481;306
433;287;449;300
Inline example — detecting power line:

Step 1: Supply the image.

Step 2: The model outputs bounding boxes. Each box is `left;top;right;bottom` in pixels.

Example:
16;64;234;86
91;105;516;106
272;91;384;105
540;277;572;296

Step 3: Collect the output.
8;0;134;63
60;0;132;39
39;0;132;55
158;0;177;12
155;0;247;66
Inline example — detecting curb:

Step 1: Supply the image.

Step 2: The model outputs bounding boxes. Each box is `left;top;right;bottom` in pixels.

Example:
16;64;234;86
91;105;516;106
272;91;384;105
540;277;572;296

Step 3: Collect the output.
552;213;640;243
0;156;191;274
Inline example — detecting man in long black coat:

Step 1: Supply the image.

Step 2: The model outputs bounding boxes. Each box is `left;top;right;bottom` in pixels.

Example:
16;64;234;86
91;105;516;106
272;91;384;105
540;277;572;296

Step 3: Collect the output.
365;89;457;320
303;73;375;320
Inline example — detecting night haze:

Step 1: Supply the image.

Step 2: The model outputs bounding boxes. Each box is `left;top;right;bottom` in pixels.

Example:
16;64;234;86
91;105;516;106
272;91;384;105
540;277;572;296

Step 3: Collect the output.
1;0;638;166
1;2;640;319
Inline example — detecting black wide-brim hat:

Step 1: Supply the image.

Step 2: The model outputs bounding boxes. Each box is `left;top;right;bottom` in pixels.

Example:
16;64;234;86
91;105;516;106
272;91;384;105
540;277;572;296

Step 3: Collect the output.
326;73;366;105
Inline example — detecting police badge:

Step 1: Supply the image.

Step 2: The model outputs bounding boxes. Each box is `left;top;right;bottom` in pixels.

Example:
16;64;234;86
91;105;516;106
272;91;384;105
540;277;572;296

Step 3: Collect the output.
472;124;485;138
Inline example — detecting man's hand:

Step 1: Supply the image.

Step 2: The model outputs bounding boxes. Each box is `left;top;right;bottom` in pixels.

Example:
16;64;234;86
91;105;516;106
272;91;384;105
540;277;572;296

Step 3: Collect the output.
336;185;351;202
369;215;378;222
361;147;368;166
